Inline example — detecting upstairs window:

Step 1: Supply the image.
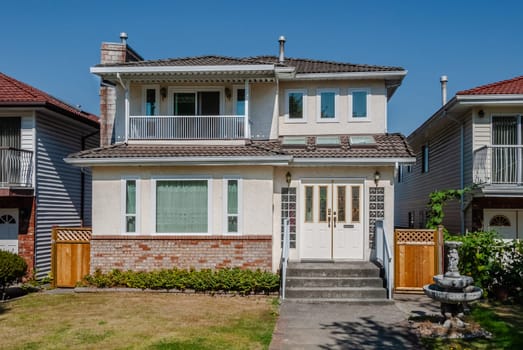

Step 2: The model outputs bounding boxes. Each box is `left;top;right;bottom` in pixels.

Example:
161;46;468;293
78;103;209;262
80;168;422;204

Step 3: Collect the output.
421;145;429;173
172;90;221;116
234;88;246;115
317;89;338;122
285;89;307;122
350;89;369;119
142;86;159;116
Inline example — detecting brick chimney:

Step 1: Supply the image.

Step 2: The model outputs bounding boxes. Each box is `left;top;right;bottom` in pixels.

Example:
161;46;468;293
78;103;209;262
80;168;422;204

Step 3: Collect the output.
98;33;143;146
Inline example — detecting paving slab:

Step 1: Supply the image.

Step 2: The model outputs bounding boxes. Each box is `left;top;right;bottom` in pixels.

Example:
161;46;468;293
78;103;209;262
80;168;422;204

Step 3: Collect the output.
270;294;440;349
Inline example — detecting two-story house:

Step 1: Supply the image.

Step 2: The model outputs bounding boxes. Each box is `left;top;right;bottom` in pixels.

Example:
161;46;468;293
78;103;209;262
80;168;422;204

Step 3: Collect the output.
395;76;523;239
0;72;99;277
66;34;414;279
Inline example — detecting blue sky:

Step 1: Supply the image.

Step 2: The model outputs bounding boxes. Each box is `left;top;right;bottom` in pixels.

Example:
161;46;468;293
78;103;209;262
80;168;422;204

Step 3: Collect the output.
1;0;522;135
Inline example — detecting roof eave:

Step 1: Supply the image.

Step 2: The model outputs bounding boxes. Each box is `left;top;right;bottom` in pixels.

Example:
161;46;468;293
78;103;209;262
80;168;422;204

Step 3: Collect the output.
90;64;276;76
289;71;407;81
291;157;416;166
455;94;523;105
64;156;292;167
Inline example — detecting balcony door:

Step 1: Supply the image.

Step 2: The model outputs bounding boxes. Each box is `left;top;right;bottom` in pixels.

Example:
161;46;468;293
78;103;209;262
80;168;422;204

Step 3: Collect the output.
1;117;21;185
492;116;522;184
173;91;220;116
300;180;364;260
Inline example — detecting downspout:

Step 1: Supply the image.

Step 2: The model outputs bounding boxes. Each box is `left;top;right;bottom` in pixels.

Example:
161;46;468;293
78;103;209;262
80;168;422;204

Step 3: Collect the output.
80;129;100;226
116;73;129;143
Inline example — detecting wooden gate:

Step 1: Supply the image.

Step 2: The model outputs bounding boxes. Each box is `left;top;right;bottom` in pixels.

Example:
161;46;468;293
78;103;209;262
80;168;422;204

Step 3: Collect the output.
51;227;91;288
394;228;442;293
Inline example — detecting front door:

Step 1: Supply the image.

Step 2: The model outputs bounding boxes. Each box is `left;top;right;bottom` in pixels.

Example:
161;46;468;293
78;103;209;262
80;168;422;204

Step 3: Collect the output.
0;209;19;253
301;181;364;260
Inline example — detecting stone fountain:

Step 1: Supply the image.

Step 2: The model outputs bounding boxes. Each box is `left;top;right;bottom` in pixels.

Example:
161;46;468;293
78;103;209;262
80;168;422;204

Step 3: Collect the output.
423;241;483;329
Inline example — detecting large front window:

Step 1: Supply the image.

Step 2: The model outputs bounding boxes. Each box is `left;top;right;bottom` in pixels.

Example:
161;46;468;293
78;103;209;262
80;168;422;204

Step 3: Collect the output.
156;180;209;233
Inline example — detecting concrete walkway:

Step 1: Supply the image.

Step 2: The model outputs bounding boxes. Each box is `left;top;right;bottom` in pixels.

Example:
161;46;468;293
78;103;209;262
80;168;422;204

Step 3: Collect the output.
270;294;440;350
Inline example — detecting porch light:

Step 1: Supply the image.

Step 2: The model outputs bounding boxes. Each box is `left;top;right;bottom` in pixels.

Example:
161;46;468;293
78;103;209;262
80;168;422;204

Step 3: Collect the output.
478;109;485;118
285;172;292;187
160;87;167;99
374;171;380;186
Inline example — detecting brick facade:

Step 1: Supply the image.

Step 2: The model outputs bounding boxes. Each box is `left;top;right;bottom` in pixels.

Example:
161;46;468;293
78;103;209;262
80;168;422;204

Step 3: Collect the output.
90;235;272;273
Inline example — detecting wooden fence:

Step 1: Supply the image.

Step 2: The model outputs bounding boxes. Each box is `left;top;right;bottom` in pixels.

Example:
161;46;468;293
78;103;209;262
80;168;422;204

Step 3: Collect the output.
51;227;91;288
394;227;443;293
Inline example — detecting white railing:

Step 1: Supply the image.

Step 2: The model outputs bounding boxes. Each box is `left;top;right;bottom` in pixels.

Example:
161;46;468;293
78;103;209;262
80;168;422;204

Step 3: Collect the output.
128;115;247;140
280;218;290;300
0;147;33;187
474;145;523;185
375;220;393;299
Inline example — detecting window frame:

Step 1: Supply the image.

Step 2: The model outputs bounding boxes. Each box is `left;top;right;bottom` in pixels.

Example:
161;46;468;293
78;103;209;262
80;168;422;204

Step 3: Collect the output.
316;88;339;122
141;85;160;116
284;89;308;123
167;87;224;116
348;88;371;121
151;176;212;235
121;176;140;234
232;85;246;116
421;145;429;173
223;177;242;235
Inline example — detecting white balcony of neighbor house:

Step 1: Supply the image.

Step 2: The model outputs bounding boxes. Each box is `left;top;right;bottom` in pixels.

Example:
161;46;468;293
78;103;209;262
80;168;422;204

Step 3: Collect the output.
0;147;33;188
473;145;523;195
128;115;248;140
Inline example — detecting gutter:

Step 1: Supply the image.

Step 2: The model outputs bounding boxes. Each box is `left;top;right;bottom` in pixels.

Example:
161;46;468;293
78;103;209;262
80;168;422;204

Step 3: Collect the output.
289;71;407;81
291;157;416;166
64;155;293;167
90;64;276;75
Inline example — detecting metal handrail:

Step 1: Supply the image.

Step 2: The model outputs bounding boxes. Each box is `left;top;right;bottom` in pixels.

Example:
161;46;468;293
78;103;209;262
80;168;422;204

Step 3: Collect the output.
375;220;393;299
281;218;290;300
128;115;247;140
0;147;33;187
473;145;523;185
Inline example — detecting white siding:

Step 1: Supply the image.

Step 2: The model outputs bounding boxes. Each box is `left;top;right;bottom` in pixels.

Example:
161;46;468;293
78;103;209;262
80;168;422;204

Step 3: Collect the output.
21;115;34;151
34;113;98;277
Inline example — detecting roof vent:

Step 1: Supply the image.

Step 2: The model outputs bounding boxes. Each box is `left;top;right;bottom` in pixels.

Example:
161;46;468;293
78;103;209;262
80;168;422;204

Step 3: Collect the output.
278;36;286;64
440;75;448;105
120;32;128;45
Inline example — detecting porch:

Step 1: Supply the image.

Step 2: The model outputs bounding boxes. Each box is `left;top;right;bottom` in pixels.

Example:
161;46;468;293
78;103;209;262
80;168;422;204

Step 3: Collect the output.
128;115;248;140
0;147;33;188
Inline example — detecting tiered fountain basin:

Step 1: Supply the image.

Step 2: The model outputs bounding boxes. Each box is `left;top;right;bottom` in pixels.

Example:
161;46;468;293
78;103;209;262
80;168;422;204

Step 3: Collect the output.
423;279;482;303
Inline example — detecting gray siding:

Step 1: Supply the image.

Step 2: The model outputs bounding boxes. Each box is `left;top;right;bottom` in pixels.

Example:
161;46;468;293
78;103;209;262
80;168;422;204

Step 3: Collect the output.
34;113;98;277
395;119;466;233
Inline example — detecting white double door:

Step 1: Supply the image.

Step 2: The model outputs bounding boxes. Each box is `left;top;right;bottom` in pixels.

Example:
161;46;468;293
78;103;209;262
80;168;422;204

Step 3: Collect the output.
301;180;364;260
0;209;19;253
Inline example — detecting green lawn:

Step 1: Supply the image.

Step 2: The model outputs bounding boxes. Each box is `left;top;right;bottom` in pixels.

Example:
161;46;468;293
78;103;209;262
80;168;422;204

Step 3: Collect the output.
0;292;278;350
421;302;523;349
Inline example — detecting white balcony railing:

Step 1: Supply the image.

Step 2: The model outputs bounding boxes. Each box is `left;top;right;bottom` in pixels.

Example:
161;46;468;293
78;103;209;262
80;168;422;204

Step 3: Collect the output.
474;145;523;185
0;147;33;187
128;115;247;140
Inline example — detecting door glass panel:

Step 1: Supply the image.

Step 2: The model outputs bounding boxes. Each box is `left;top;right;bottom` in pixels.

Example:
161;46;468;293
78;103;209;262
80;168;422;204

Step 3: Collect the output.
319;186;327;222
174;93;196;115
351;186;360;222
337;186;346;222
305;186;313;222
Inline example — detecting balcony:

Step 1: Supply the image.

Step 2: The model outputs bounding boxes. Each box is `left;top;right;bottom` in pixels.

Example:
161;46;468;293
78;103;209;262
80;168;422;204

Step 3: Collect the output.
0;147;33;188
474;145;523;185
128;115;248;140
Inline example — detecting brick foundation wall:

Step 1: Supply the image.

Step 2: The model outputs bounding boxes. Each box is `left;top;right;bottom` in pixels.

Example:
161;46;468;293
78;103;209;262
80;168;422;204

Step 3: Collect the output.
90;235;272;273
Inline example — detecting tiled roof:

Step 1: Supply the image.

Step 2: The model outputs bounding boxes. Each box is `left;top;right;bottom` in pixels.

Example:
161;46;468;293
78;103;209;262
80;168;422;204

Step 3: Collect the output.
96;55;405;74
457;76;523;95
68;134;414;161
0;72;99;125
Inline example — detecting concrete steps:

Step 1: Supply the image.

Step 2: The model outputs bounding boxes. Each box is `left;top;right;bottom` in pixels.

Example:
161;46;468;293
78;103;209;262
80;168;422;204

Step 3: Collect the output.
284;261;391;304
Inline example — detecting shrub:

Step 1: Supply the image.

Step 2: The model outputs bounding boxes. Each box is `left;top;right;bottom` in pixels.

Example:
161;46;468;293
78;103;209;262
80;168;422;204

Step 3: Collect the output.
80;267;280;295
0;250;28;298
447;231;523;301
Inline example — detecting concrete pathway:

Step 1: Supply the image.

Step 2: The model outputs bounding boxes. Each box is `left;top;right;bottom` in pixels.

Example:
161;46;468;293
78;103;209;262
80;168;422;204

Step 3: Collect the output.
270;294;440;350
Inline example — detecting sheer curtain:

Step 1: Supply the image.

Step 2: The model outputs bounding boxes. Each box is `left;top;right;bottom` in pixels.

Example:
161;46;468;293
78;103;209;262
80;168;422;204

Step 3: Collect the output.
156;180;208;233
492;117;518;183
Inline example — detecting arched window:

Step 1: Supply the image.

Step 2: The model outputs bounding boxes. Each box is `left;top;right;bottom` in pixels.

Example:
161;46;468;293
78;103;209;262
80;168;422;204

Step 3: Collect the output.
0;214;16;224
489;215;511;227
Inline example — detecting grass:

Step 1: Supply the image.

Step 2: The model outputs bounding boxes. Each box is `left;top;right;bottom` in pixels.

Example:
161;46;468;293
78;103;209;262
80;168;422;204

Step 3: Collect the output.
421;302;523;349
0;292;278;350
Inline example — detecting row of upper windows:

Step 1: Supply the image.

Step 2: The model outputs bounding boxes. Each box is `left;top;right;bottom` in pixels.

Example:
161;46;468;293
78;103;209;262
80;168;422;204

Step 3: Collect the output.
285;88;370;123
138;86;371;122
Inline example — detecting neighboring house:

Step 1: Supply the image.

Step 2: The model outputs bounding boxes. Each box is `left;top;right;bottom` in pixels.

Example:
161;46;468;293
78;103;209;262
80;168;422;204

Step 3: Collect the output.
395;76;523;238
0;73;99;277
65;34;414;274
